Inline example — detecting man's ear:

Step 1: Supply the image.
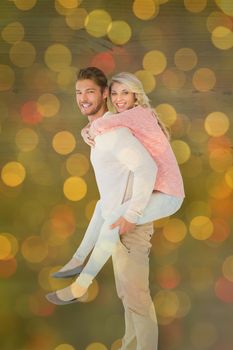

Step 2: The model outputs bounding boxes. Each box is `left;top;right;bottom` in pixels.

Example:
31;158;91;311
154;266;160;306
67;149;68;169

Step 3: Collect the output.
103;86;109;100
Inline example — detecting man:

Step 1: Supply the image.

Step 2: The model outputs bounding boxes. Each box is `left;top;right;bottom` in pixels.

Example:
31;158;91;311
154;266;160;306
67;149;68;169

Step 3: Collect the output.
50;67;158;349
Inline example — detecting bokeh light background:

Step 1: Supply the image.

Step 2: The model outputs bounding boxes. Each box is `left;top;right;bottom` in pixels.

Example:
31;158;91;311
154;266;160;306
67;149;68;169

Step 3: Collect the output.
0;0;233;349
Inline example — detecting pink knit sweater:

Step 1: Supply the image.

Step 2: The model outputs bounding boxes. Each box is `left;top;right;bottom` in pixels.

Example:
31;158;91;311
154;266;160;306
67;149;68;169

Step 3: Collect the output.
90;106;185;198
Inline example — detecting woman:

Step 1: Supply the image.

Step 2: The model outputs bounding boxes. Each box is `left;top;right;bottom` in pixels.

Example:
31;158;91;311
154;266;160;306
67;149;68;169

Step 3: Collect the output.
46;72;184;304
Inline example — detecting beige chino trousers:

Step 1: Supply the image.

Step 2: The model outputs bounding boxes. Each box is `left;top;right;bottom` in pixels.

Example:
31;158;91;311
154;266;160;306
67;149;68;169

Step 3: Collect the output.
112;222;158;350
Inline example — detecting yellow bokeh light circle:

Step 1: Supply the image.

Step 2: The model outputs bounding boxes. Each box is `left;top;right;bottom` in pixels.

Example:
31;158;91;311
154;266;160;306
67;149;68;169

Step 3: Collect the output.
52;131;76;155
44;44;72;72
184;0;207;13
174;48;198;71
163;218;187;243
1;22;25;44
155;103;177;127
171;140;191;164
133;0;159;20
211;26;233;50
21;236;48;263
225;166;233;189
215;0;233;16
207;11;232;33
63;176;87;201
57;0;79;8
15;128;39;152
143;50;167;75
85;343;107;350
13;0;37;10
107;21;132;45
35;266;51;290
0;64;15;91
55;0;77;16
66;153;90;176
209;149;232;173
37;265;54;286
189;216;214;240
10;41;36;68
37;93;60;117
0;236;12;260
65;8;87;30
57;67;77;89
192;68;216;92
1;161;26;187
135;70;156;93
153;290;179;318
204;112;230;137
222;255;233;282
85;10;112;38
55;344;75;350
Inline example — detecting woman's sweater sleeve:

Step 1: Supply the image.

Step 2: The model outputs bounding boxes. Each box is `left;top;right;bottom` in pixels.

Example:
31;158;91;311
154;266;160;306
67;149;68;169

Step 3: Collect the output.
90;111;131;136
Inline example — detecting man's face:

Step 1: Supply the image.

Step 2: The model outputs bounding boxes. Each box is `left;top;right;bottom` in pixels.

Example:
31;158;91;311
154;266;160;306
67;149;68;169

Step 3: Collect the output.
75;79;108;118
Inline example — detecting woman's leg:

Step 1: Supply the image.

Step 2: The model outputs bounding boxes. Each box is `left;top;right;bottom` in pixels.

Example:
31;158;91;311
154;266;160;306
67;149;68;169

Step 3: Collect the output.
138;191;183;225
53;201;104;275
76;192;183;288
73;200;104;263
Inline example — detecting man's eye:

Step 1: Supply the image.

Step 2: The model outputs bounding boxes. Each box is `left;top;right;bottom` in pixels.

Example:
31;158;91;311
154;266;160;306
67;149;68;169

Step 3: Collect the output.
123;91;129;95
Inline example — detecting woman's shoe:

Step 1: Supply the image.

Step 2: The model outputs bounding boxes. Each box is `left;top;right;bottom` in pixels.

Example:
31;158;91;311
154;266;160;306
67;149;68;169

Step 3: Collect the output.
45;283;88;305
51;265;84;279
45;290;88;305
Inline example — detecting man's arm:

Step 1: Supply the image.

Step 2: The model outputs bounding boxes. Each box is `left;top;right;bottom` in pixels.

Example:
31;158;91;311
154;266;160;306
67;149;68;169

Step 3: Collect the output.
95;127;158;224
81;122;95;147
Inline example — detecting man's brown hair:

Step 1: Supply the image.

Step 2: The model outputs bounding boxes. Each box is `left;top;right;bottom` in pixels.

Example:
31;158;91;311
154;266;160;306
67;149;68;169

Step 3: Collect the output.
77;67;108;92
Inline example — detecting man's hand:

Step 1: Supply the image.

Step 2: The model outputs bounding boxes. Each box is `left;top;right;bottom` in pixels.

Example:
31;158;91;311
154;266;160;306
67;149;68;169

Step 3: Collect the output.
81;125;95;147
110;216;136;235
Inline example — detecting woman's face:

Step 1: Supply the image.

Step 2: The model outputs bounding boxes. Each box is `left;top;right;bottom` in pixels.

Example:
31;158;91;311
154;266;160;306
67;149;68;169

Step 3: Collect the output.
110;82;136;113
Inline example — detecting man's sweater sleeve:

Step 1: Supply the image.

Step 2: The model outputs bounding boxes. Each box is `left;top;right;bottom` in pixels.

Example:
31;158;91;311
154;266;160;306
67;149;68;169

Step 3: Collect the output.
95;128;158;223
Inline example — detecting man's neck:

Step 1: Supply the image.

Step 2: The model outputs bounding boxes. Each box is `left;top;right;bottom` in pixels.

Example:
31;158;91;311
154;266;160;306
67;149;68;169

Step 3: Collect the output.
88;106;108;123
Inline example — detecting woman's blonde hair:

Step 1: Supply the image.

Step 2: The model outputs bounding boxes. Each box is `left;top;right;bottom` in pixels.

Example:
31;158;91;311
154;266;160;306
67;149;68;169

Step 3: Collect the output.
109;72;170;139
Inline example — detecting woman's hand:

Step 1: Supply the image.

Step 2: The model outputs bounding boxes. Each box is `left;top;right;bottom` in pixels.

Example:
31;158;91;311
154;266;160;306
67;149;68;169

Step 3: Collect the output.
81;124;95;147
110;216;136;235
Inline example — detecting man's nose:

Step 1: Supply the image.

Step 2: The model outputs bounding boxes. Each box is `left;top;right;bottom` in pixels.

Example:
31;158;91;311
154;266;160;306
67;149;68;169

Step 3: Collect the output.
79;93;87;101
